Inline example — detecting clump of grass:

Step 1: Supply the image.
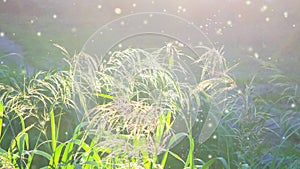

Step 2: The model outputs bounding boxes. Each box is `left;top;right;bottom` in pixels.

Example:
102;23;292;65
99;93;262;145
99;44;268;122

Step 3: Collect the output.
6;42;300;169
72;47;199;167
0;56;78;168
72;42;235;168
195;57;300;168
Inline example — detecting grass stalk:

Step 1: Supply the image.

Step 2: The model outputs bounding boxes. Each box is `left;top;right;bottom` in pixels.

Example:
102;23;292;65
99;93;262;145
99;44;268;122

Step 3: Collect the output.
0;101;3;138
49;108;57;152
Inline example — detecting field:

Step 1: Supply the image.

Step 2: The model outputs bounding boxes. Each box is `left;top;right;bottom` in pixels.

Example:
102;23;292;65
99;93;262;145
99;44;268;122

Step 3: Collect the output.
0;1;300;169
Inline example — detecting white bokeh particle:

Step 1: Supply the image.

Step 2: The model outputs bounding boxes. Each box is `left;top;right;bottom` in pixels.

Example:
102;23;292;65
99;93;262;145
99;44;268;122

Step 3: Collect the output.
227;20;233;27
283;12;288;18
53;14;57;19
215;28;223;35
97;5;102;9
71;27;77;33
0;32;4;37
37;32;42;36
260;5;268;12
237;90;242;94
245;0;251;5
114;8;122;15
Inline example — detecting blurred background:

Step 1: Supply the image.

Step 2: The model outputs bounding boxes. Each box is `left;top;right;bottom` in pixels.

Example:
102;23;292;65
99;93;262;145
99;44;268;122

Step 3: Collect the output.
0;0;299;80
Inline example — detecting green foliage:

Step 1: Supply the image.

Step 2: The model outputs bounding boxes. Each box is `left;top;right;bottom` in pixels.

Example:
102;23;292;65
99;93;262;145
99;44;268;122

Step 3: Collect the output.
0;45;299;169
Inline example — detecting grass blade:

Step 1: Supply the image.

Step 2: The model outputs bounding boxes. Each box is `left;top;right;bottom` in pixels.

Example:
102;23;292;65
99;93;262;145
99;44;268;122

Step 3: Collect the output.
30;150;52;160
50;108;57;151
160;150;169;169
184;134;195;168
0;101;3;138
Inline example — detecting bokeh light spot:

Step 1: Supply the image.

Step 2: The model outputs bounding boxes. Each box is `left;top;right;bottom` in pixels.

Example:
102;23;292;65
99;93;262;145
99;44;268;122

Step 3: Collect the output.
291;103;296;108
283;12;288;18
227;20;233;27
114;8;122;15
260;5;268;12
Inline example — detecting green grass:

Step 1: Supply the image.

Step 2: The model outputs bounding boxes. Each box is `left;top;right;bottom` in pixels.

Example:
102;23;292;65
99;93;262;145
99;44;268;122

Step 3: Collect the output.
0;44;299;169
0;13;94;69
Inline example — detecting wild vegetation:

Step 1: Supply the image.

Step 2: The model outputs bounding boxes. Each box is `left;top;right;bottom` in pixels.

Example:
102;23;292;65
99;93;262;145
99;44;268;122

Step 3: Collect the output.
0;44;299;169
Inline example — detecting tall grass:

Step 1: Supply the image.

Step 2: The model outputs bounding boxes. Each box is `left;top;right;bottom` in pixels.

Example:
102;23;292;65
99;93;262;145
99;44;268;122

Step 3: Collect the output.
195;58;300;168
0;44;299;168
0;57;78;168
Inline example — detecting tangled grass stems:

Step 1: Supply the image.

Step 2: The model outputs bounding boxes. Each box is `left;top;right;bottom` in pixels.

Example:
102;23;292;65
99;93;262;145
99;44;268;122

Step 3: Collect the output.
0;59;79;168
0;42;299;168
72;43;235;168
74;48;197;166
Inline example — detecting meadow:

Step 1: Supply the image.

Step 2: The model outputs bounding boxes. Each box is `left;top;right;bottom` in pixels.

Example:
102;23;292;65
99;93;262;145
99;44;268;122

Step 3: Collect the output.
1;1;300;169
1;42;299;168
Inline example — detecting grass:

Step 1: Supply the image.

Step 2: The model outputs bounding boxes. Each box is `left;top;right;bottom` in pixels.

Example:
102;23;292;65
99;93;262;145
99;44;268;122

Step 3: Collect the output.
0;43;299;169
0;13;94;70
